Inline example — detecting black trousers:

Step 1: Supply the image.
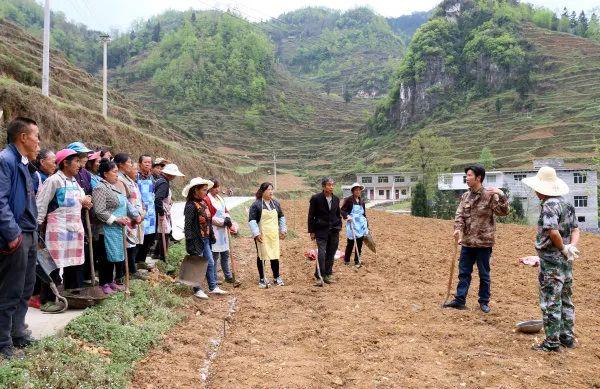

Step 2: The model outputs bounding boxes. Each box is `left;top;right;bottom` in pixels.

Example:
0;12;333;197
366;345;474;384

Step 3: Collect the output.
153;232;169;261
39;268;63;304
344;237;363;264
0;232;36;347
136;233;155;263
257;258;280;279
96;236;124;285
116;246;138;281
315;230;339;278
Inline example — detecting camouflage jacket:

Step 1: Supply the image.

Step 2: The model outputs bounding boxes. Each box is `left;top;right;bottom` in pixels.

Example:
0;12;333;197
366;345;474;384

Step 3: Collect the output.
535;196;578;252
454;187;510;248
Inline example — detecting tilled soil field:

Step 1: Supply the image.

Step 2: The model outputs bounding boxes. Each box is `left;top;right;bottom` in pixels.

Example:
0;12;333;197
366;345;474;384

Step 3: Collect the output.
132;201;600;388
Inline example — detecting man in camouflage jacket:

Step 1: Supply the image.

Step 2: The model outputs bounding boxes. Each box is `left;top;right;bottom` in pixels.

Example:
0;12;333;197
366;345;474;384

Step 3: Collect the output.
444;164;509;313
523;166;580;352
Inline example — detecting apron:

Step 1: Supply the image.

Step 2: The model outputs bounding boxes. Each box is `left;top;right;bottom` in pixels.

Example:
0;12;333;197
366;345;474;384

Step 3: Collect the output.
210;194;229;253
121;174;144;247
257;201;280;261
138;174;156;235
103;193;127;262
346;202;367;240
45;178;85;268
157;188;172;234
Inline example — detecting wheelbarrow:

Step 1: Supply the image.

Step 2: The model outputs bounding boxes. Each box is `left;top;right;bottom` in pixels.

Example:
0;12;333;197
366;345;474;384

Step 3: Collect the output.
177;255;209;290
59;210;108;309
36;241;68;313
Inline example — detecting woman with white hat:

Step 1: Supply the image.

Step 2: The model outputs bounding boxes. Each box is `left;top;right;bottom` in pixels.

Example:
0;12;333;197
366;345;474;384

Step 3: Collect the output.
154;163;184;261
36;149;92;311
182;177;228;299
341;182;368;268
522;166;581;352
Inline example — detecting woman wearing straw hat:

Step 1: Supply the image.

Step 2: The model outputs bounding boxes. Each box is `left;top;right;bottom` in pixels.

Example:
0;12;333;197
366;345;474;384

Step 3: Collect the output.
341;182;368;268
154;163;184;261
522;166;581;352
182;177;228;299
36;149;91;311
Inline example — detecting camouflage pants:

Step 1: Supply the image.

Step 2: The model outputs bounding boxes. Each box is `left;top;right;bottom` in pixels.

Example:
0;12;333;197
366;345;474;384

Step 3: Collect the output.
538;251;575;348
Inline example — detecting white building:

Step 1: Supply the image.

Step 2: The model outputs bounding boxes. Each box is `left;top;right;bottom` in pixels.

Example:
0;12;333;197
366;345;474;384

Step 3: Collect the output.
437;159;598;231
344;172;422;201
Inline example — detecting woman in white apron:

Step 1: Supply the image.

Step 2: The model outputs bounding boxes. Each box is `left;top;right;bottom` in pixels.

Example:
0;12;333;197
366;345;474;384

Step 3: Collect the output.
36;149;91;312
341;183;368;268
206;178;236;284
248;182;287;288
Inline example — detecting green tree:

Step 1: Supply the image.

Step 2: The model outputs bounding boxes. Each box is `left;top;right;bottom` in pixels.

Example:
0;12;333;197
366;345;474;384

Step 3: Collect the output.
589;13;600;42
511;196;525;220
576;11;589;37
569;11;578;31
152;21;161;42
495;97;502;116
558;10;571;33
432;189;459;220
479;146;495;170
406;128;452;194
343;85;352;103
411;182;430;217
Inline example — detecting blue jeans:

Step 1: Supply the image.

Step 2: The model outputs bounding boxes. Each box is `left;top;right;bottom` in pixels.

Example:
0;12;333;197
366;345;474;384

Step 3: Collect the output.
212;250;232;280
455;246;492;305
202;238;217;291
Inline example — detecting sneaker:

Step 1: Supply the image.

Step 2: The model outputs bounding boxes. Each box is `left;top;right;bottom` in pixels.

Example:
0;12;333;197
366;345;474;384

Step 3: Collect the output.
354;263;362;269
13;335;37;349
344;261;350;266
109;282;126;292
442;299;467;310
274;277;285;286
225;277;241;287
209;287;228;295
479;303;491;313
40;301;66;313
28;295;41;309
0;346;24;360
194;289;209;300
532;341;560;352
560;338;576;349
323;275;333;284
259;279;269;289
101;284;115;295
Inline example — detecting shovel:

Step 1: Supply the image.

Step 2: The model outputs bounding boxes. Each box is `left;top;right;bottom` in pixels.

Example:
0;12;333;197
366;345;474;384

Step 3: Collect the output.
441;241;459;307
36;235;68;313
178;255;209;289
349;220;362;268
227;229;241;287
313;238;324;287
122;226;130;297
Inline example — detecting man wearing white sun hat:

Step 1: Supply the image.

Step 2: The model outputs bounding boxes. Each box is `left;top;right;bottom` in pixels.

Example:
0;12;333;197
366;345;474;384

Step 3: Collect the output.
522;166;580;352
154;163;184;261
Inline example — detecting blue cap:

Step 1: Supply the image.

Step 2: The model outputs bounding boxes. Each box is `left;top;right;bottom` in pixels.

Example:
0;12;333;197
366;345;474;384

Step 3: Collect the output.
67;142;92;153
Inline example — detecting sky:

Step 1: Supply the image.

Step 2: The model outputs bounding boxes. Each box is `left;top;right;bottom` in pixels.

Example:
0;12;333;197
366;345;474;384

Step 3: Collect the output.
47;0;600;33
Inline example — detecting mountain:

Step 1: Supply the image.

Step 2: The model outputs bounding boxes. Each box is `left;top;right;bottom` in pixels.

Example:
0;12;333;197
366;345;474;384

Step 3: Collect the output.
365;0;600;169
0;18;255;189
263;7;406;97
387;11;433;41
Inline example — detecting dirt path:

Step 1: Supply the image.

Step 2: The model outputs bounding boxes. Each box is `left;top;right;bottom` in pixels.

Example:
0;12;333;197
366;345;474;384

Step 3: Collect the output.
132;201;600;388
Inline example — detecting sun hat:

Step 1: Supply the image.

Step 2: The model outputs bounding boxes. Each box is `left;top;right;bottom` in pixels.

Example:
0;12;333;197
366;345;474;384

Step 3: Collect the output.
88;151;101;161
153;157;168;167
55;149;78;165
350;182;365;191
521;166;569;197
181;177;214;197
66;142;92;153
162;163;185;177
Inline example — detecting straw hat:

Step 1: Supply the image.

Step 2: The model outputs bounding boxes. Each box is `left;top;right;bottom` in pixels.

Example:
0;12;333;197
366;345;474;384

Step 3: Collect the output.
153;157;168;167
522;166;569;196
162;163;185;177
181;177;214;197
350;182;365;191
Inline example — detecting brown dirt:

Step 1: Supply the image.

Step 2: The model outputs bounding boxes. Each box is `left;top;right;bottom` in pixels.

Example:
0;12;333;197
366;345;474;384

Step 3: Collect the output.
513;128;555;141
131;201;600;388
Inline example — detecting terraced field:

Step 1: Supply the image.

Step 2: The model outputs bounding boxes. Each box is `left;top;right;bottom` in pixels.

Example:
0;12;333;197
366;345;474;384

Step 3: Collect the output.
360;24;600;170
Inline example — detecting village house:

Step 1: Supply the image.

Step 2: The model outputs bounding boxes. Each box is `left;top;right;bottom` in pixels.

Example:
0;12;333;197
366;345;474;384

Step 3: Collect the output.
437;159;598;231
343;172;422;201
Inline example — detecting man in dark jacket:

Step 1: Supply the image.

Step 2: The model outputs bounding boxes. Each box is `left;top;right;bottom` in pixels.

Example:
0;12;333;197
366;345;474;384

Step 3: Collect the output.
0;117;40;359
308;177;342;284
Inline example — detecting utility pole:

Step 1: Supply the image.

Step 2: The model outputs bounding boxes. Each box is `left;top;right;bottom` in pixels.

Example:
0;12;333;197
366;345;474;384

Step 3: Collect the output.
273;153;277;191
100;34;111;118
41;0;50;96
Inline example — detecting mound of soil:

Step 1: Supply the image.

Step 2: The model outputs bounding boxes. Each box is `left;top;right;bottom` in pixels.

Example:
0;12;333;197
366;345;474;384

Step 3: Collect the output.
132;201;600;388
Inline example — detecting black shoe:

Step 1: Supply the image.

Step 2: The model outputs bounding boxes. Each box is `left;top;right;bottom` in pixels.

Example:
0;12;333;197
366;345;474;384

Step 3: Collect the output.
13;335;37;349
479;303;491;313
532;341;560;352
322;276;332;284
0;345;25;360
560;338;576;349
443;299;467;310
344;261;350;266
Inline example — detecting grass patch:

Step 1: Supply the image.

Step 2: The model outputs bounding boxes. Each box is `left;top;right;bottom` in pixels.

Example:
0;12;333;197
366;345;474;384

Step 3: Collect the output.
156;242;187;275
229;200;254;238
234;165;259;174
0;281;186;389
377;200;411;211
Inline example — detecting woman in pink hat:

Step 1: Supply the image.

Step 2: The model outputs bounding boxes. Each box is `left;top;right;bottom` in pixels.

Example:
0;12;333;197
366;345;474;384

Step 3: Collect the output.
36;149;92;312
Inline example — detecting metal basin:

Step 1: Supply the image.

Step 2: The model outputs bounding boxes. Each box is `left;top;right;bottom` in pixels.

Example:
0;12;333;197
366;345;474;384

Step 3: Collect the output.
515;319;543;334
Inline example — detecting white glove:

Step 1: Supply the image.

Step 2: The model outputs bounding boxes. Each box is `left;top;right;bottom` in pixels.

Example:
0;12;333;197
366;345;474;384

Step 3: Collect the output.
561;244;580;262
